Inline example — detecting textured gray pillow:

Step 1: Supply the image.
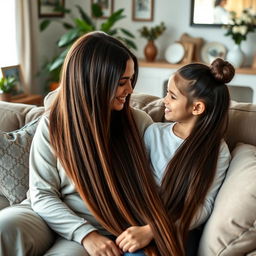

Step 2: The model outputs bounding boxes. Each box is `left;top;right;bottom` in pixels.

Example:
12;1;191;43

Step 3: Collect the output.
0;118;40;205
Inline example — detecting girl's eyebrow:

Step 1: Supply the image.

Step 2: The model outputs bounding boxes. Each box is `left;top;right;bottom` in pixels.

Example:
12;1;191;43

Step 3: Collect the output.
168;89;177;96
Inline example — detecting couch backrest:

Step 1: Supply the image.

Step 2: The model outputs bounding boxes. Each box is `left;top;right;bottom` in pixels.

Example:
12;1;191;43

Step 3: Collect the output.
0;101;44;132
1;93;255;152
130;93;256;151
227;101;256;151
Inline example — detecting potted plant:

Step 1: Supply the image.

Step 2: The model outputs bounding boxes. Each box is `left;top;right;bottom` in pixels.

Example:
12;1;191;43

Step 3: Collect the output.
0;76;16;101
40;3;137;91
138;22;166;62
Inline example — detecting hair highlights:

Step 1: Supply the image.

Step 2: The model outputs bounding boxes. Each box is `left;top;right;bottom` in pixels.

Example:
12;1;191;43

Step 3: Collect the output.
49;32;183;255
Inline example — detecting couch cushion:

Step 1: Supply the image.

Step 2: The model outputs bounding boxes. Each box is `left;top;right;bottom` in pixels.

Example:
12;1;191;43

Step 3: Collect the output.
130;93;165;122
0;101;44;132
226;101;256;151
0;194;9;210
198;143;256;256
0;118;40;205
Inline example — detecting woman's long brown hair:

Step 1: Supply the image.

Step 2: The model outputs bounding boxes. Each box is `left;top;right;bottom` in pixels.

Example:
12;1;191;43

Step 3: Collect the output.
160;59;235;246
49;32;183;255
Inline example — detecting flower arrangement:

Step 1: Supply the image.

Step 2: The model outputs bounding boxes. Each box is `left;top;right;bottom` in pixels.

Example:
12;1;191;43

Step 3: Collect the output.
138;22;166;41
224;8;256;45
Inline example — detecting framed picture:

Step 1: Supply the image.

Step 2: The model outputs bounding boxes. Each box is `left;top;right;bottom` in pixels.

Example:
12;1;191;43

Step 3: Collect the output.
91;0;113;18
132;0;154;21
38;0;65;18
1;65;24;96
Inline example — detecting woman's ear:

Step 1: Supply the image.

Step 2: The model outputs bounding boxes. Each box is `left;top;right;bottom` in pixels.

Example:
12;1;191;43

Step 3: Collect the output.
192;100;205;116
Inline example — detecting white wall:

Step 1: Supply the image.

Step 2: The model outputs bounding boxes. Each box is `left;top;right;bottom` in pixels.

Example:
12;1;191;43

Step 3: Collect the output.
37;0;256;92
114;0;256;63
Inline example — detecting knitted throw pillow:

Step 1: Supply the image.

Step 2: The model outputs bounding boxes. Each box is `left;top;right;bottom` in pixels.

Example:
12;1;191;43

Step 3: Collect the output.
0;118;40;205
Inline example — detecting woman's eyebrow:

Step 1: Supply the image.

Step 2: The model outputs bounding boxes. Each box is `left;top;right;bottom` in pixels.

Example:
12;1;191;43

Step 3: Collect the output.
120;75;134;80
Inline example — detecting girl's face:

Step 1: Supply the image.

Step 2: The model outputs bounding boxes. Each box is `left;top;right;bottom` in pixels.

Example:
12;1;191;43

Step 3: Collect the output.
111;58;134;111
163;77;194;123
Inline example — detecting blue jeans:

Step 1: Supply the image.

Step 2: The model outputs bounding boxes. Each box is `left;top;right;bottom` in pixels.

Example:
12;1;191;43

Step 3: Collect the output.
124;251;145;256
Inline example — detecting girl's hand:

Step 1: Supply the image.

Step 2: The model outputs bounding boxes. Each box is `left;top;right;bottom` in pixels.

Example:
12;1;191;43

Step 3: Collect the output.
116;225;153;253
82;231;121;256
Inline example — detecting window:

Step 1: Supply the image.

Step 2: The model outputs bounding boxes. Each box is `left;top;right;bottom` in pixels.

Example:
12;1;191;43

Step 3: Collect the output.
0;1;18;72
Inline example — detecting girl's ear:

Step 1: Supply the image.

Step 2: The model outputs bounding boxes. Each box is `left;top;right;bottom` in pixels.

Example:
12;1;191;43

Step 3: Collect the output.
192;100;205;116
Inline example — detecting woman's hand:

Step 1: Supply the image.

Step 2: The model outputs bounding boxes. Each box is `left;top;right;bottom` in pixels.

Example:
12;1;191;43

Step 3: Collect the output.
116;225;153;253
82;231;121;256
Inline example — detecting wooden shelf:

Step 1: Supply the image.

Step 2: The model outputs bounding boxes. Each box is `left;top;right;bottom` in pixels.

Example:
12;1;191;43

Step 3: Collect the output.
235;67;256;75
10;94;43;106
139;59;182;69
139;59;256;75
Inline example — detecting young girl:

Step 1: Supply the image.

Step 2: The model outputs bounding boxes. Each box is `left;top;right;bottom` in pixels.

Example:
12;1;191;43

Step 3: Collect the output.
0;32;183;256
116;58;235;254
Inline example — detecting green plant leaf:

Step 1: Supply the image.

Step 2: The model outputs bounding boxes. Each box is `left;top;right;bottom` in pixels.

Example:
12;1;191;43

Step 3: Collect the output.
48;47;70;71
110;11;125;24
100;9;125;32
74;19;93;31
100;21;112;32
63;22;74;29
108;29;118;36
60;47;70;57
76;5;95;28
49;56;65;71
58;28;81;47
92;3;103;18
138;22;166;41
121;38;137;50
40;20;51;31
108;9;125;22
120;28;135;38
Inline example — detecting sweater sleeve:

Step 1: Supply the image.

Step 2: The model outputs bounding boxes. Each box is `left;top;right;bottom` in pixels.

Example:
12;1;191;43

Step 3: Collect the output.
190;141;231;229
29;115;97;244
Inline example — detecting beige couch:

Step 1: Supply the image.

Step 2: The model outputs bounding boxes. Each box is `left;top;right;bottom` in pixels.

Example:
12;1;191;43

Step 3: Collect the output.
0;93;256;255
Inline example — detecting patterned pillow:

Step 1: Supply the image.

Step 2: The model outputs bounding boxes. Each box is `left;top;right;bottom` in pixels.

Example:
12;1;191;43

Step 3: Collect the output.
0;118;40;205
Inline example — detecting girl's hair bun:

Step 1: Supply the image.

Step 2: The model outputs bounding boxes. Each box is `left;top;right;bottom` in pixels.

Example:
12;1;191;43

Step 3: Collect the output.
210;58;235;83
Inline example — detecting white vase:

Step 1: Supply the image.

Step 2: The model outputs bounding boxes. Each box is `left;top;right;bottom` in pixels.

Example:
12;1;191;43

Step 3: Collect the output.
226;44;245;68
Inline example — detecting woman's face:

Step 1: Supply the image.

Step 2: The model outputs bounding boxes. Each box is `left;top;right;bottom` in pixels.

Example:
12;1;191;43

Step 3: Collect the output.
111;58;134;111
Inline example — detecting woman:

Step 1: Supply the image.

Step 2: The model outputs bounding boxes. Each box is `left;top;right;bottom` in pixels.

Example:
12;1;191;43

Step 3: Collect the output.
0;32;182;256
